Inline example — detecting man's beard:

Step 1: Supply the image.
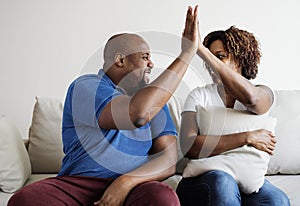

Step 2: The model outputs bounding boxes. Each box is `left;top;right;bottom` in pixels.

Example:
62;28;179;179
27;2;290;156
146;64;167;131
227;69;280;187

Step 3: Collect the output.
129;80;148;96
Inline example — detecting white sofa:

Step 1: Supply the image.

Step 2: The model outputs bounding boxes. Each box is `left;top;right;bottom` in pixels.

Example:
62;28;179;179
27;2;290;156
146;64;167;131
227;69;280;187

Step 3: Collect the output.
1;90;300;206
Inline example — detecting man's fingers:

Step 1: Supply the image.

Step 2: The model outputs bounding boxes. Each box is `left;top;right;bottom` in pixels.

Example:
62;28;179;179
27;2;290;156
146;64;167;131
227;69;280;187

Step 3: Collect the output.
183;7;190;36
184;6;192;35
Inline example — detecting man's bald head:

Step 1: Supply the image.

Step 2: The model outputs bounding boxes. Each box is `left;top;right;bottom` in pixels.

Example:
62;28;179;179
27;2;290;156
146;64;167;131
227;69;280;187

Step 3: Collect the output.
103;33;149;70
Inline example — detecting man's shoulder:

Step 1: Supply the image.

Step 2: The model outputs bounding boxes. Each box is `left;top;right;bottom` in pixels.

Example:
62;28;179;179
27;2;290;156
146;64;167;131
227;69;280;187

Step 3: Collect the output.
70;70;112;89
75;74;101;84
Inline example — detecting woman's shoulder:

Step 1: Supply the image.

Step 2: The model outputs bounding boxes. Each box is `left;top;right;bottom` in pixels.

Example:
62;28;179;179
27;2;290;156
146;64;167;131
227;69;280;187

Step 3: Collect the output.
189;83;217;97
183;84;218;112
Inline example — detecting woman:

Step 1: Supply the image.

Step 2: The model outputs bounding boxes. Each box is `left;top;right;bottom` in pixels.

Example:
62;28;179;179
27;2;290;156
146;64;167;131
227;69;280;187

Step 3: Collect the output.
176;25;290;206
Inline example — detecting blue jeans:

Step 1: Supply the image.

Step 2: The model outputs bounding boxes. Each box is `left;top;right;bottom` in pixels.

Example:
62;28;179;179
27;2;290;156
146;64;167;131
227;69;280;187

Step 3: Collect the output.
176;170;290;206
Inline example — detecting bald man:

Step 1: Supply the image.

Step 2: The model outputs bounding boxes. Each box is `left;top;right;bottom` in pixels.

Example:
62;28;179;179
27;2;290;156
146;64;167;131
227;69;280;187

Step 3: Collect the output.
8;6;199;206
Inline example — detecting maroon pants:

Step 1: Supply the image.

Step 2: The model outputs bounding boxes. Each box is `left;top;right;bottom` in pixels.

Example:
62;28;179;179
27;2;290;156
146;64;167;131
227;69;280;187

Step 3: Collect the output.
8;176;180;206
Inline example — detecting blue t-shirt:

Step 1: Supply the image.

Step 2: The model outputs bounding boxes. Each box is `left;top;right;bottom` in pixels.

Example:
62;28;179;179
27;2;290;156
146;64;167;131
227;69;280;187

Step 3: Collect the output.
58;69;177;178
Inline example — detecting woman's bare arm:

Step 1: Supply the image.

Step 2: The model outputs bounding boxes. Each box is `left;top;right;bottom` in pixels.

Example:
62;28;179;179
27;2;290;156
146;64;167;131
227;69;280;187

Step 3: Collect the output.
180;111;276;158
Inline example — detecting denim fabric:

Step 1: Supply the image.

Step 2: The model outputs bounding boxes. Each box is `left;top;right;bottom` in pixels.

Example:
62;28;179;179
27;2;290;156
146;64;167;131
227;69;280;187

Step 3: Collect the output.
176;170;290;206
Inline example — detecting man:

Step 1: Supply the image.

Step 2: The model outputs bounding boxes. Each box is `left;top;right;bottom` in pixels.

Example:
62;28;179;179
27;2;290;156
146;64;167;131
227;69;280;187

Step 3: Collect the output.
8;5;199;206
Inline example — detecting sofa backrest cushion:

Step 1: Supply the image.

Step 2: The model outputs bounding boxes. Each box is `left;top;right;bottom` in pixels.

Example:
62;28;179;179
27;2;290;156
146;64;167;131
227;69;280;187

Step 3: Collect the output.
167;96;188;174
267;90;300;174
0;117;31;193
28;96;64;173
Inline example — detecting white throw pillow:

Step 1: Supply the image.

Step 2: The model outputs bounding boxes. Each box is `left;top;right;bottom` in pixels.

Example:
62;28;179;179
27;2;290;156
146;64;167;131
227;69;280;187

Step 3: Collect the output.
182;106;277;194
28;96;64;173
0;117;31;193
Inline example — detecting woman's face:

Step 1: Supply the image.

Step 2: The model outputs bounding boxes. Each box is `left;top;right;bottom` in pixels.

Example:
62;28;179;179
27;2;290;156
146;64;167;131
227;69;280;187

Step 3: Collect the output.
208;40;241;82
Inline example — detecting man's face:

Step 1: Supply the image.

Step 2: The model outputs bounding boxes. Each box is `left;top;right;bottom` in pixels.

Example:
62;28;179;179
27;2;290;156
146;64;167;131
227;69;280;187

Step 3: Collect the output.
125;51;153;86
120;39;154;95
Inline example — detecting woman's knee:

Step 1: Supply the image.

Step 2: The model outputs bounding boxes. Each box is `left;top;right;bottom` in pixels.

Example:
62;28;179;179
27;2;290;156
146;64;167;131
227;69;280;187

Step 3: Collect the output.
264;188;290;206
176;170;241;206
270;194;290;206
207;171;240;204
206;170;238;191
242;179;290;206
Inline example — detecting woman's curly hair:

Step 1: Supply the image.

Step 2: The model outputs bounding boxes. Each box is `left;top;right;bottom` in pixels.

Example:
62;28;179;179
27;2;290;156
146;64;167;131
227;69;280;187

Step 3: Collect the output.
203;26;261;80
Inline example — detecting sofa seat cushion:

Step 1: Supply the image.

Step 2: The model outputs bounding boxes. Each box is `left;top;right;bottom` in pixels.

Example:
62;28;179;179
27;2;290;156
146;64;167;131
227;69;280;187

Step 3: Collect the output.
23;174;57;187
163;174;182;191
266;175;300;206
0;191;13;206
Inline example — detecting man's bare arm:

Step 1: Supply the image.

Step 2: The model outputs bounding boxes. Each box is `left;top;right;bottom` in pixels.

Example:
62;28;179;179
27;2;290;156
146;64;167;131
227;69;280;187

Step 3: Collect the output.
99;6;199;130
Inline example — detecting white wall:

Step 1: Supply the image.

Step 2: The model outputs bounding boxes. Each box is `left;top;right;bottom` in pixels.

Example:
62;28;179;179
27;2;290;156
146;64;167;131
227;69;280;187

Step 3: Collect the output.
1;0;300;137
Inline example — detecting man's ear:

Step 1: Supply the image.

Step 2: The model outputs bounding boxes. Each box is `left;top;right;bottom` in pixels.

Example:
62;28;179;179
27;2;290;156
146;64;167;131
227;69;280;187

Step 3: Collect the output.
114;53;125;67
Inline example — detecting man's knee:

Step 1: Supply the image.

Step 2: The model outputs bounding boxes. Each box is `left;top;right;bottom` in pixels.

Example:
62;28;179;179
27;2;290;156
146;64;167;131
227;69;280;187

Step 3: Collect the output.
8;186;36;206
147;181;179;205
8;178;65;206
125;181;180;206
